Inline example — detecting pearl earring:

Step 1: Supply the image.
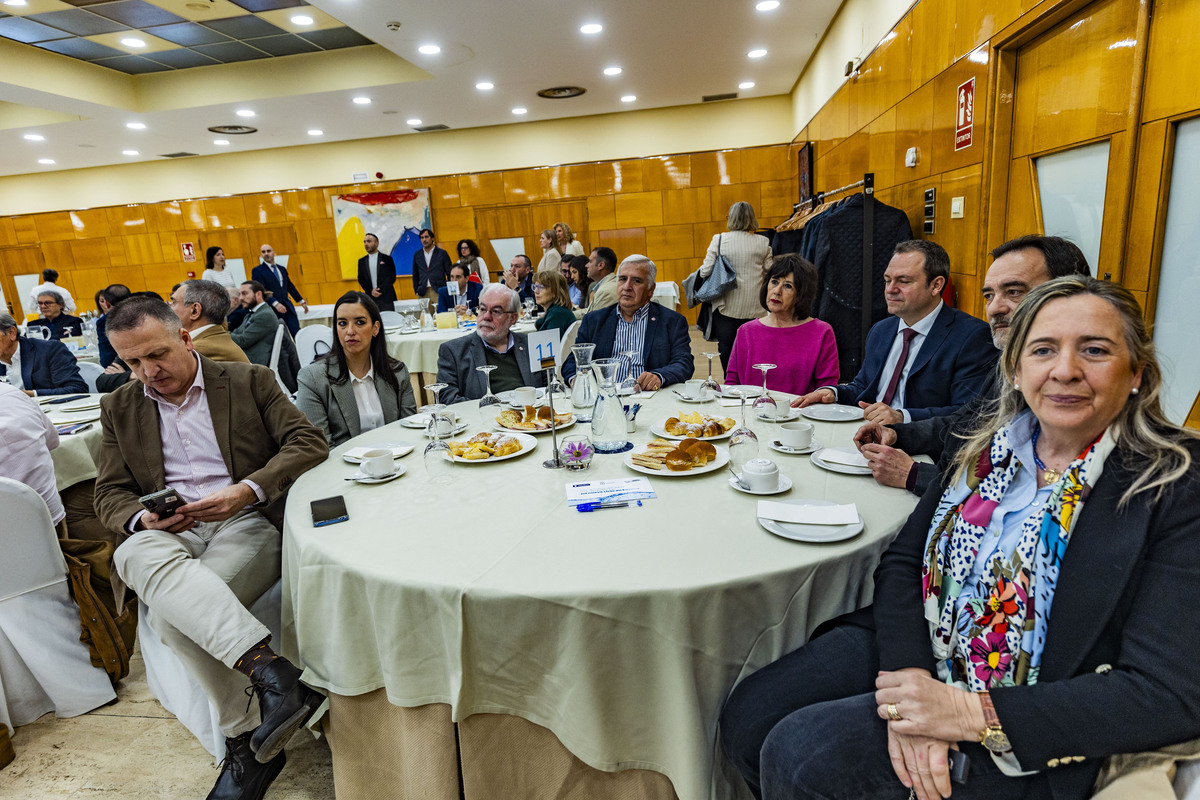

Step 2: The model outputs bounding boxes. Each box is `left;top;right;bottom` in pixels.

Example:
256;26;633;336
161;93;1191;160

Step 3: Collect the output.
1013;382;1020;391
1131;387;1139;395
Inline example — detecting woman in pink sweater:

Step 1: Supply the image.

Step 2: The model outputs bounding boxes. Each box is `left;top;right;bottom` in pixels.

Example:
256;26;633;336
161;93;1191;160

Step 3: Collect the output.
724;254;839;395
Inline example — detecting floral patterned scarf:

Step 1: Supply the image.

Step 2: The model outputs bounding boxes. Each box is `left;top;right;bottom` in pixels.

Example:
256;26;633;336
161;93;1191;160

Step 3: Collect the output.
921;415;1113;691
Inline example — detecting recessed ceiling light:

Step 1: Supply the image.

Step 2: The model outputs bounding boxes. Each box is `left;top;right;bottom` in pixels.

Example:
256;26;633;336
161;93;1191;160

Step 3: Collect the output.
23;133;44;141
580;23;602;34
126;122;146;130
512;107;527;115
235;109;255;118
748;48;767;58
3;0;28;7
122;149;139;156
417;43;440;54
603;66;622;76
307;129;323;136
476;81;494;91
213;139;230;146
756;0;780;10
352;96;371;105
621;95;637;103
406;118;422;126
121;37;146;48
290;14;313;25
38;158;55;165
739;81;756;89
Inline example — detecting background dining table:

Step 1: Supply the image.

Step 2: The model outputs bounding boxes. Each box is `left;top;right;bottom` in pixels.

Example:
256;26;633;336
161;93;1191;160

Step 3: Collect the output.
281;386;923;800
40;394;104;491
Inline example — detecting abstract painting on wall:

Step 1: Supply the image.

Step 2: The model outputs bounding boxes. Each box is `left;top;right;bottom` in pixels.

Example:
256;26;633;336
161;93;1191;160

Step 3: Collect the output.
332;189;432;280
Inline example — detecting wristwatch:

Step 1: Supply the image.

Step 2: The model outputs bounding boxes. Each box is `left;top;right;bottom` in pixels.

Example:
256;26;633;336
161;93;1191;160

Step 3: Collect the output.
977;691;1011;753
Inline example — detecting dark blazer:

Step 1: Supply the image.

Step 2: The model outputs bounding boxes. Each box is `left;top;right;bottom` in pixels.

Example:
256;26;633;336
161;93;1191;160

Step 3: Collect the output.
412;246;452;296
833;304;995;421
31;313;85;340
561;302;694;388
252;261;304;335
436;282;482;313
295;358;418;447
0;337;87;396
97;314;116;368
230;304;279;366
871;438;1200;800
357;252;397;308
435;330;543;405
94;356;328;537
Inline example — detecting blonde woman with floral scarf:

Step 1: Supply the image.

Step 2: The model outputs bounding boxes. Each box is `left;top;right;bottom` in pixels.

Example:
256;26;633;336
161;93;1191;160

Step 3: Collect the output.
721;276;1200;800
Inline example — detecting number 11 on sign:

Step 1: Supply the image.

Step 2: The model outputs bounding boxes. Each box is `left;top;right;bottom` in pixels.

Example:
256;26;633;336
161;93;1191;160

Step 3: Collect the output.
526;329;560;373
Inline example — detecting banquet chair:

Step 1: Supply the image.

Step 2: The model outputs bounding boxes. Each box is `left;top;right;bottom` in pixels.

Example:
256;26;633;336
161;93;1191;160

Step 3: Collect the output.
0;477;116;737
77;361;104;393
139;580;283;762
393;300;425;314
555;320;581;384
294;324;332;368
267;323;289;396
379;310;404;328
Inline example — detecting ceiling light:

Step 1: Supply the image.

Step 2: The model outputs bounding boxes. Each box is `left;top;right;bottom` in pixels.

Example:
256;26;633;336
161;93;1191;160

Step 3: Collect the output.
122;149;139;156
121;37;146;48
3;0;28;7
476;81;494;91
126;122;146;130
23;133;44;141
406;118;422;126
621;95;636;103
236;109;255;118
38;158;55;165
290;14;313;25
748;48;767;58
756;0;780;9
603;66;622;76
579;23;602;34
417;44;440;54
307;129;323;136
352;96;371;105
213;139;230;146
739;81;756;89
512;107;527;115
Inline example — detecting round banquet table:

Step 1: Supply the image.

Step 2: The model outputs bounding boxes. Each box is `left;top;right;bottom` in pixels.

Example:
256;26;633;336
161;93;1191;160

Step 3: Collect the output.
281;390;922;800
384;321;539;377
42;395;104;491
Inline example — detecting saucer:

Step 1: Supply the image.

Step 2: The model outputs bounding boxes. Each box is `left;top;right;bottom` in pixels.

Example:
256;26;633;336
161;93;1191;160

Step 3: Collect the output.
350;466;405;484
756;408;801;423
729;474;793;495
768;439;821;455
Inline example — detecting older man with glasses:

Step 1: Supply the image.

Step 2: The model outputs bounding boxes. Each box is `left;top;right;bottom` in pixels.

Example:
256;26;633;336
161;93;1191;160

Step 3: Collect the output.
435;284;543;404
31;290;85;340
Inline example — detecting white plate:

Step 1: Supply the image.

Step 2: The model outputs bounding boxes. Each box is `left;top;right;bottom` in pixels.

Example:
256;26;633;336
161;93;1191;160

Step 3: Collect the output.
799;404;864;422
756;407;800;423
650;417;734;441
810;448;873;476
401;412;463;429
729;474;793;495
342;443;415;463
721;384;764;399
56;396;102;412
495;415;575;435
349;465;406;484
768;439;822;456
48;410;101;424
445;432;538;463
623;444;730;477
757;498;865;543
671;390;713;404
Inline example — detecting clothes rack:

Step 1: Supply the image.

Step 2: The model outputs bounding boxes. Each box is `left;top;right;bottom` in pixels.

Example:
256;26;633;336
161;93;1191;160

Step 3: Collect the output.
809;173;875;363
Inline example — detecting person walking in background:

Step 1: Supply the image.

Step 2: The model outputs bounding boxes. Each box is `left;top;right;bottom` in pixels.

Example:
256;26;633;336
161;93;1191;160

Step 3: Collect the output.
700;202;773;371
251;243;307;336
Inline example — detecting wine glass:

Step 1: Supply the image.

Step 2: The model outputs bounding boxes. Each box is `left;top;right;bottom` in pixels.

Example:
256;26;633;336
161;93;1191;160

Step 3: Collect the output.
752;363;778;420
727;388;760;475
618;349;641;395
522;298;536;320
423;425;454;484
701;352;721;401
476;366;501;427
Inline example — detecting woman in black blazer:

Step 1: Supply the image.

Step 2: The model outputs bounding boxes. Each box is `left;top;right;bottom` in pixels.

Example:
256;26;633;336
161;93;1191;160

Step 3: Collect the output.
296;292;416;446
720;276;1200;800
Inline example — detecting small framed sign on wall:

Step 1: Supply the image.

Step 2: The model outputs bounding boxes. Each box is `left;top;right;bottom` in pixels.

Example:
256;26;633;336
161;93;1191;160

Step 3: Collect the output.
797;142;815;207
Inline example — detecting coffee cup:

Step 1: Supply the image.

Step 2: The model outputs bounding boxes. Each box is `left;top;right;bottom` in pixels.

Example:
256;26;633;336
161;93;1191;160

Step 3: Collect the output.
741;458;779;491
779;422;814;450
514;386;537;406
359;448;394;478
684;379;706;399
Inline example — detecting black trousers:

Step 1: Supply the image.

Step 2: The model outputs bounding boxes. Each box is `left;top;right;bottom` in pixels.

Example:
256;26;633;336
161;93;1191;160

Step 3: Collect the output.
710;309;752;374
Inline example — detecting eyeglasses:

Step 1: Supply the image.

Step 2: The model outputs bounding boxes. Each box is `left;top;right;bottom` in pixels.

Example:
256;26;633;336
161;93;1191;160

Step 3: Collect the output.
37;300;58;307
532;284;546;291
478;305;517;318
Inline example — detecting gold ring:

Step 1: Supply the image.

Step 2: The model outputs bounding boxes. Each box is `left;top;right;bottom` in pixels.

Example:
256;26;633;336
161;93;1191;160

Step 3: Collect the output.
887;703;902;721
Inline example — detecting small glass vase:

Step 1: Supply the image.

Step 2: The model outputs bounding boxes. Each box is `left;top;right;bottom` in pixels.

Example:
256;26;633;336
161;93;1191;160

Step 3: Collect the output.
559;436;594;471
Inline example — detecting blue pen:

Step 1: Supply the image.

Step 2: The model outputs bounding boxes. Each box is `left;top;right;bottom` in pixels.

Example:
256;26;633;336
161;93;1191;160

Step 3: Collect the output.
577;499;643;512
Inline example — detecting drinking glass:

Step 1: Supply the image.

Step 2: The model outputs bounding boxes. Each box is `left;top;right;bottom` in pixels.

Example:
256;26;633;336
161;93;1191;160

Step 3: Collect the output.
727;388;760;474
423;428;454;484
752;363;778;419
476;366;501;427
701;352;721;401
522;298;536;320
617;349;641;395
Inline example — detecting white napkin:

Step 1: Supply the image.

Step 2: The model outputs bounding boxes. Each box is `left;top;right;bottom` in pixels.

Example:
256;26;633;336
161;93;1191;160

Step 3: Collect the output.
718;397;743;407
344;443;414;460
757;501;859;525
629;390;657;400
817;447;870;468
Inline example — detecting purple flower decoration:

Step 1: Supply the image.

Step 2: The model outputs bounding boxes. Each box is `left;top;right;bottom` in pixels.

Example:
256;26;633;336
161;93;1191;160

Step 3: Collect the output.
561;438;594;469
968;630;1012;687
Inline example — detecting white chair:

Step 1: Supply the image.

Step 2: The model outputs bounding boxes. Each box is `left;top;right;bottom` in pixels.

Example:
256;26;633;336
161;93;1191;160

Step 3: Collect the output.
556;320;581;384
76;361;104;393
294;324;332;368
0;477;115;735
392;300;425;314
379;310;404;329
266;323;288;396
139;580;283;761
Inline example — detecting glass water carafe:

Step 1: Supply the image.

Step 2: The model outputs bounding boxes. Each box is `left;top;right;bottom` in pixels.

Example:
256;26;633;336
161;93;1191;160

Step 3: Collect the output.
589;357;628;453
570;343;597;422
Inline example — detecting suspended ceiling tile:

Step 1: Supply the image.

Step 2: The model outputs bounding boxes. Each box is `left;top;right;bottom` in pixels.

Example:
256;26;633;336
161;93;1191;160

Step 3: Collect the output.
201;13;282;38
143;19;230;44
255;5;338;32
191;38;268;61
144;46;219;67
142;0;252;23
242;32;317;56
0;0;76;16
89;0;187;27
26;7;129;35
226;0;303;12
35;34;123;57
88;28;178;52
90;52;173;72
0;14;72;41
297;26;370;50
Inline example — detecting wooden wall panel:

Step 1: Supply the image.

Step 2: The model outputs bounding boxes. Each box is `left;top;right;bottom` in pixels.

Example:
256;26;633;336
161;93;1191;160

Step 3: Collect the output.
458;172;506;206
1124;119;1168;298
662;187;711;225
244;193;287;225
691;151;740;186
614;192;663;229
203;197;248;230
0;218;17;248
549;164;597;198
504;169;551;203
1141;0;1200;123
70;209;110;239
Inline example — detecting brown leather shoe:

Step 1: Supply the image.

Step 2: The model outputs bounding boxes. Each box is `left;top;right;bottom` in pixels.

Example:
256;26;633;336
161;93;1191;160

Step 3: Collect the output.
247;659;323;764
206;733;285;800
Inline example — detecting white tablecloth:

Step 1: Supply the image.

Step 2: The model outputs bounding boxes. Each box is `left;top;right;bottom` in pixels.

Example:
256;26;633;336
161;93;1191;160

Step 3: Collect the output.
296;304;335;329
44;396;104;491
384;327;471;376
282;392;920;799
653;281;681;309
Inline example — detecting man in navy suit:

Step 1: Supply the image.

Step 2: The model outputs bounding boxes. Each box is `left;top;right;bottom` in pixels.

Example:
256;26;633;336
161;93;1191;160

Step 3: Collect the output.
794;240;995;423
251;243;307;336
562;255;694;391
436;264;482;313
0;313;87;396
411;228;451;301
357;233;397;310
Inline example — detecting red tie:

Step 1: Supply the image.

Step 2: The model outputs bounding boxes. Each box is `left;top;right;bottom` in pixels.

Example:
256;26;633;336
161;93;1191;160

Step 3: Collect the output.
880;328;918;407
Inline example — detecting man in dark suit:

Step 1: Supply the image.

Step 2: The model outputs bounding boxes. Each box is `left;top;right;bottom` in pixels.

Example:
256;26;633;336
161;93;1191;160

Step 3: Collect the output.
436;264;483;313
95;296;327;800
411;228;451;301
231;281;280;366
31;289;85;340
251;243;307;336
502;254;536;304
561;255;694;390
0;313;87;396
436;284;542;404
853;235;1093;494
357;232;397;310
794;240;995;424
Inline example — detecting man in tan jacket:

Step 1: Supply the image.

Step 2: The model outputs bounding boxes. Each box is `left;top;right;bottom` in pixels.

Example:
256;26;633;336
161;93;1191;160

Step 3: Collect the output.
170;279;249;364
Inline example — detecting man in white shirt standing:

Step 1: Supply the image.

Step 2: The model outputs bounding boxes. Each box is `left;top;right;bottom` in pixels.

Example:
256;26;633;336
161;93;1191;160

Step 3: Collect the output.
27;268;78;315
356;233;397;310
